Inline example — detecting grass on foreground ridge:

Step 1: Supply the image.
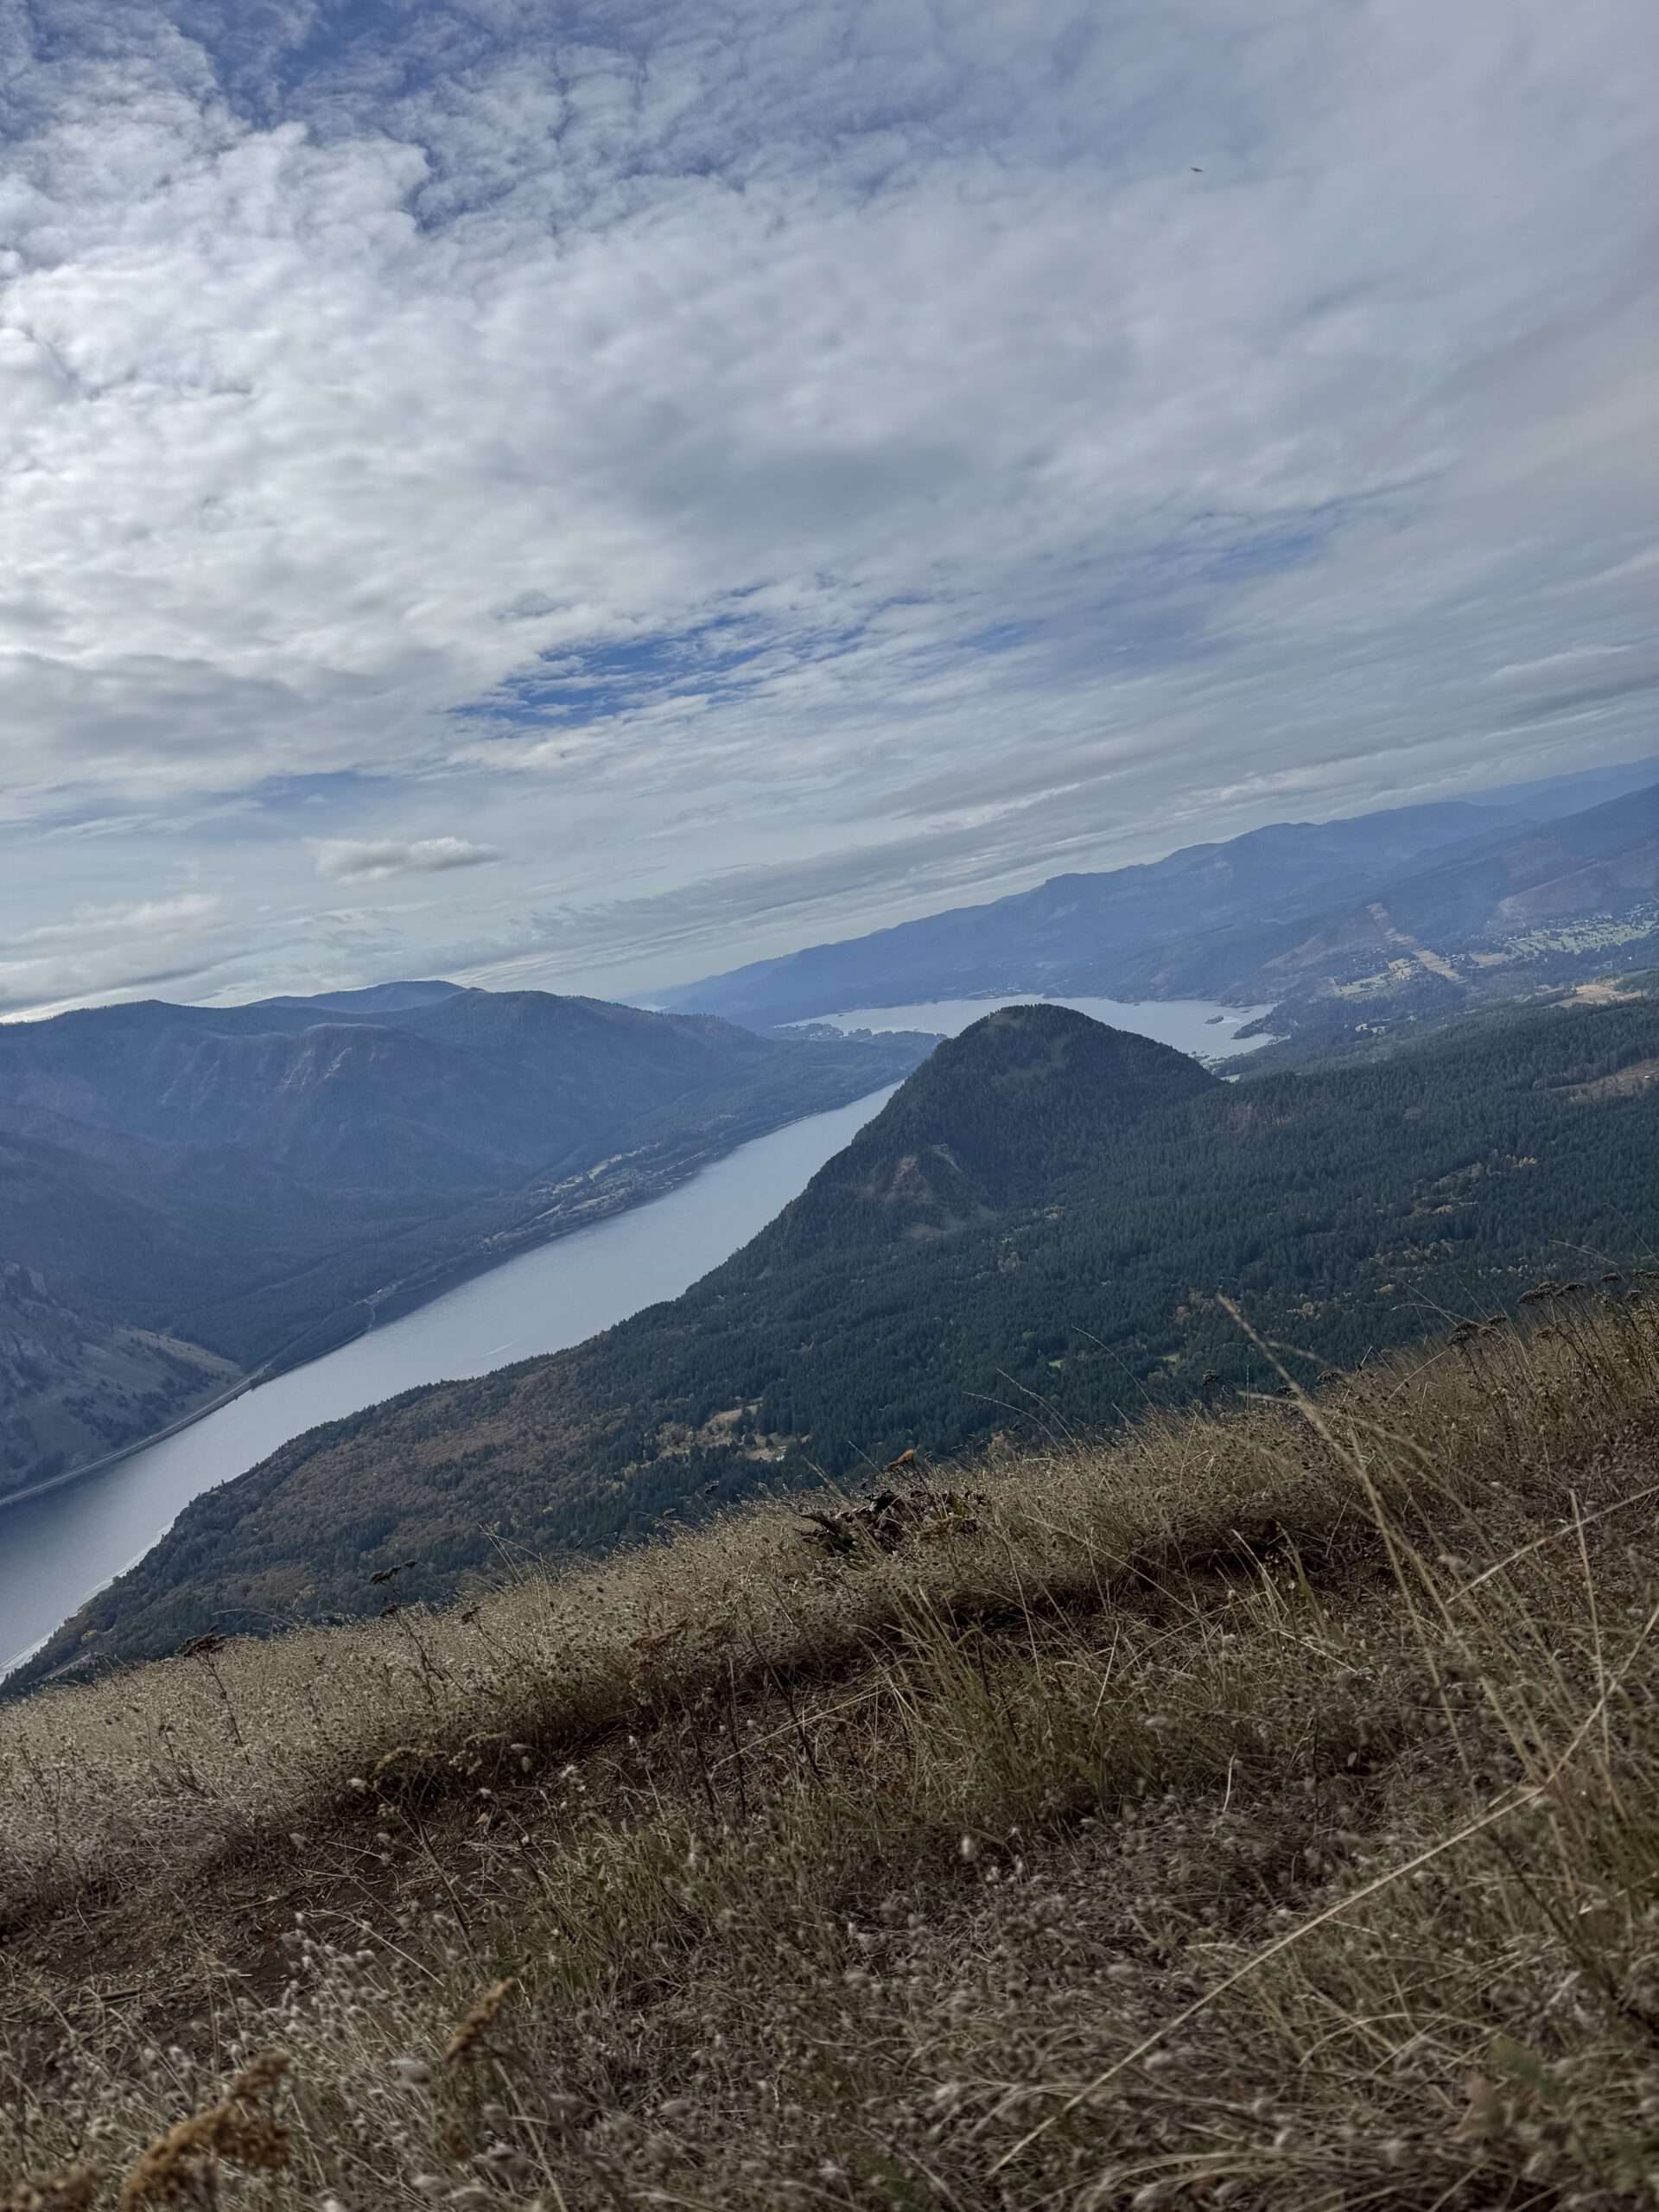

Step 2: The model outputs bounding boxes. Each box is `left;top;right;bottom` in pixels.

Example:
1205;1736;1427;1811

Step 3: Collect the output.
9;1292;1659;2209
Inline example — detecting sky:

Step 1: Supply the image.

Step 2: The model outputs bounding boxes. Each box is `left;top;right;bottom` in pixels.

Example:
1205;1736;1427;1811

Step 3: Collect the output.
1;0;1656;1020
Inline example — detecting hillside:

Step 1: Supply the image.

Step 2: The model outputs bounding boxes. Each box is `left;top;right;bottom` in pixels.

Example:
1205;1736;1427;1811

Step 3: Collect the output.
0;1263;238;1494
0;988;856;1185
658;798;1529;1027
658;757;1659;1030
0;988;927;1500
1132;780;1659;1012
752;1004;1219;1256
30;989;1659;1679
5;1304;1659;2211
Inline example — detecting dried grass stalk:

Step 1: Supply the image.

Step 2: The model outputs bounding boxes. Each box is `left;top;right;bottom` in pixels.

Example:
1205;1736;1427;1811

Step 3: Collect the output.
443;1980;515;2067
118;2052;290;2210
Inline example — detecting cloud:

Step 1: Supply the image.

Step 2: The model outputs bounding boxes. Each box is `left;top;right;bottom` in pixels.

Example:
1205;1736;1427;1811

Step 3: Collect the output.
0;893;234;1018
308;838;507;884
3;893;221;951
0;0;1655;1012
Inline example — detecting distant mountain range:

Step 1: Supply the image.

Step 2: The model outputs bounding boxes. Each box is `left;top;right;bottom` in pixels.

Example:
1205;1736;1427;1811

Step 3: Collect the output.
0;988;927;1503
656;756;1659;1035
33;986;1659;1684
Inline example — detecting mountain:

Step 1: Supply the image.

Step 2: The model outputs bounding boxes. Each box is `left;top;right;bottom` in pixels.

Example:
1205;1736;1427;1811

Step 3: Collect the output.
1318;781;1659;943
0;1262;238;1495
257;979;462;1015
0;989;800;1178
0;987;928;1502
29;987;1659;1682
655;757;1659;1032
1130;780;1659;1011
655;801;1526;1028
753;1004;1217;1257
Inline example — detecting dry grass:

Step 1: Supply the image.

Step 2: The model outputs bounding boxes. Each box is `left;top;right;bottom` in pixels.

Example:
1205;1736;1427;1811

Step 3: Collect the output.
8;1292;1659;2208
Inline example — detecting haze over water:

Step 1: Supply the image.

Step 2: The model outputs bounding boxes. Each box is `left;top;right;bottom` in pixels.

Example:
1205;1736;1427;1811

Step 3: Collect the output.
812;995;1275;1052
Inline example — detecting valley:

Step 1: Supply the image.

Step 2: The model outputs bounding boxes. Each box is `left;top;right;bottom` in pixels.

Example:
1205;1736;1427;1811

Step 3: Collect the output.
26;982;1659;1687
5;12;1652;2202
0;995;1286;1674
659;758;1659;1053
0;1084;899;1677
0;986;927;1505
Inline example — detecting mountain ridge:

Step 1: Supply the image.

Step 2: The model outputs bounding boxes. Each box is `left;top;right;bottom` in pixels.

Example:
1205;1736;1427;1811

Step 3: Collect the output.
26;986;1659;1683
656;759;1659;1034
753;1006;1218;1259
0;985;928;1503
654;799;1526;1027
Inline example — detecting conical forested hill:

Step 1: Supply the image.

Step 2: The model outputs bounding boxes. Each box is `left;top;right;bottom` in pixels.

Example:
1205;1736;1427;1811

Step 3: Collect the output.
754;1004;1220;1256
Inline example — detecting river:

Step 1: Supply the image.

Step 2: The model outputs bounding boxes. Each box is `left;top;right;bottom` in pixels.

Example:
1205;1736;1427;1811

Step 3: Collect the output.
810;993;1275;1052
0;991;1273;1675
0;1085;899;1675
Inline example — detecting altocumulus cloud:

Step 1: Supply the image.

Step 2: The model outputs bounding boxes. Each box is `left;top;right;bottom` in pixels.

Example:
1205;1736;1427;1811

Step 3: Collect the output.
0;0;1656;1013
308;839;507;886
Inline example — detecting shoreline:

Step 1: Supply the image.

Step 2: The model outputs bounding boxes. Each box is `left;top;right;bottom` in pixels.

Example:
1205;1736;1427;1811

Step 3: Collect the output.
0;1077;906;1520
0;1371;260;1512
0;1079;905;1685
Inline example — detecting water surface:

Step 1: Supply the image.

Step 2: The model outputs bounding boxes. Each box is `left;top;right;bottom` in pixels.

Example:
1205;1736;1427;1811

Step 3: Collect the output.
0;1086;898;1674
0;994;1277;1674
810;992;1275;1054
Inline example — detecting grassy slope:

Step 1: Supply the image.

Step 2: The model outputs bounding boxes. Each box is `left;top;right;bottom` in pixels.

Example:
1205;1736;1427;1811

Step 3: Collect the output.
35;990;1659;1675
8;1299;1659;2209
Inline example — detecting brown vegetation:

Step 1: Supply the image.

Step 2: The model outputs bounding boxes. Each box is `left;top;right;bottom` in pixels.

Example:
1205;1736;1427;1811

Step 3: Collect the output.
7;1294;1659;2207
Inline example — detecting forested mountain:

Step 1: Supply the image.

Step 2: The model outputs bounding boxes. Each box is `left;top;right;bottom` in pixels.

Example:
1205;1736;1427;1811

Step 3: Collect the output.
752;1006;1217;1258
0;987;926;1501
0;1262;238;1491
0;988;806;1180
658;758;1659;1034
31;988;1659;1683
1130;781;1659;1007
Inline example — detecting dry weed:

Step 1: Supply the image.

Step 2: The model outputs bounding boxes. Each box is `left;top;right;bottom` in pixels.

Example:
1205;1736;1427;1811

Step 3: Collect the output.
442;1981;515;2068
118;2052;289;2210
0;2170;101;2212
5;1298;1659;2207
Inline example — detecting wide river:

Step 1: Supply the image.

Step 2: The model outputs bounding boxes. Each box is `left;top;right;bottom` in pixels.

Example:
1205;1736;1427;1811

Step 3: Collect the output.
810;992;1275;1050
0;994;1268;1674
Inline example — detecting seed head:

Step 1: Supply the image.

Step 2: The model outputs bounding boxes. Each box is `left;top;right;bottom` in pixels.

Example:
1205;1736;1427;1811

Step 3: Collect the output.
444;1979;516;2067
2;2165;103;2212
119;2050;291;2210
